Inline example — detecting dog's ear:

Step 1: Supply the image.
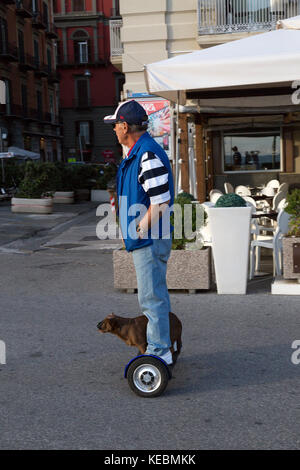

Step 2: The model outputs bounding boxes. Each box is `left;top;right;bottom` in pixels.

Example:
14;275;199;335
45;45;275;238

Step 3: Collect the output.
107;316;118;330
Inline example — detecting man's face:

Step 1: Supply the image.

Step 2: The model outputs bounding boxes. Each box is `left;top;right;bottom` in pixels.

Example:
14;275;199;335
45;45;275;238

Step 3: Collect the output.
113;122;128;145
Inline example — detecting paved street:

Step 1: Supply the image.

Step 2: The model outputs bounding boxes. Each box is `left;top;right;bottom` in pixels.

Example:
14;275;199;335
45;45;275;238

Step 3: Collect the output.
0;201;300;450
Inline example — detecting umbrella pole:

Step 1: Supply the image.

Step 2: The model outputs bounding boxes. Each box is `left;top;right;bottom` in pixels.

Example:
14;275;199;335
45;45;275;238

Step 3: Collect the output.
175;91;180;197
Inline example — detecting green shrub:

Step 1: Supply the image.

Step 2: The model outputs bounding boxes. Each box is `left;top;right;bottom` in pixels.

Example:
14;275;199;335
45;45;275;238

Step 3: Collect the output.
54;162;75;191
92;164;118;190
285;189;300;237
215;193;246;208
171;192;205;250
69;164;100;190
17;162;60;199
0;160;26;187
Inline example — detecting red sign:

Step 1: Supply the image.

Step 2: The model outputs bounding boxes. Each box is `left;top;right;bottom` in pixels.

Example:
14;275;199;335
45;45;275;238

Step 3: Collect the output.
102;150;116;163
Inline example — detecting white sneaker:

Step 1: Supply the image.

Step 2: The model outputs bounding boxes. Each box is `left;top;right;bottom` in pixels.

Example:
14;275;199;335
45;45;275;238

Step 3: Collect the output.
159;350;173;365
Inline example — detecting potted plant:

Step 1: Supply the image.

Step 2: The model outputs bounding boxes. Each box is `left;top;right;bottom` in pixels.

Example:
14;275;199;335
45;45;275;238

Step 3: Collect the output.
11;162;59;214
91;164;118;203
206;193;252;294
113;192;211;293
53;162;75;204
282;189;300;282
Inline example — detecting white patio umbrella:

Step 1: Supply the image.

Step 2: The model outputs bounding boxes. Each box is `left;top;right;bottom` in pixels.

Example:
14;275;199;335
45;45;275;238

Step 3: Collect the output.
144;17;300;104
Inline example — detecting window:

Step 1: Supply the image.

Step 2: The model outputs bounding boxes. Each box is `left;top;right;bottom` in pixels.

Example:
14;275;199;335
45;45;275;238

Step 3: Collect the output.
36;90;43;120
76;79;89;107
34;39;39;67
78;121;91;145
0;17;8;54
4;79;11;115
47;48;52;72
73;0;85;12
49;94;55;122
76;40;89;63
53;0;59;14
21;84;28;116
223;130;281;172
72;30;90;64
43;2;49;27
18;30;25;63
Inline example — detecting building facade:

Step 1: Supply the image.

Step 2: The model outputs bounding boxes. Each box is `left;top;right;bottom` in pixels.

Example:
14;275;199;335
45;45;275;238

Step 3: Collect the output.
54;0;124;162
117;0;300;200
0;0;62;161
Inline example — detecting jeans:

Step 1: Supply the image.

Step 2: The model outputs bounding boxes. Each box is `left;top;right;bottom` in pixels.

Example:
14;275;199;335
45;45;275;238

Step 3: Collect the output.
132;238;172;356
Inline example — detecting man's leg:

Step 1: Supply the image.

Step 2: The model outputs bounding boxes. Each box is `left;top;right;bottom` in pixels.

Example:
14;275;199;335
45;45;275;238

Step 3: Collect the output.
132;238;172;356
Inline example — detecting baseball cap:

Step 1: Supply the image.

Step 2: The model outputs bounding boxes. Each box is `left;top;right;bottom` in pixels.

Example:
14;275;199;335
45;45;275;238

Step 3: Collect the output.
103;100;148;125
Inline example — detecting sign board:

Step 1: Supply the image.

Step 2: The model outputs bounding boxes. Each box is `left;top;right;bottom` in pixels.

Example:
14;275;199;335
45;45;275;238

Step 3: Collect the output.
136;99;171;159
102;150;115;163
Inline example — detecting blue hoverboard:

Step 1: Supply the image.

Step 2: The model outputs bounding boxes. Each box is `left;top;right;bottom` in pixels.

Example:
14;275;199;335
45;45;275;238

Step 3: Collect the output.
124;355;173;398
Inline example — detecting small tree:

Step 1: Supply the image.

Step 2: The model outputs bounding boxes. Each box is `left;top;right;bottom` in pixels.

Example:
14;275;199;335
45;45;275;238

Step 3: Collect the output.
285;189;300;237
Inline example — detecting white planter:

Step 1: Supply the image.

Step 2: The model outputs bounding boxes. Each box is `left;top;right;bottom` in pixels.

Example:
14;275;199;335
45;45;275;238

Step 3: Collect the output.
11;197;53;214
53;191;75;204
91;189;110;202
207;206;252;294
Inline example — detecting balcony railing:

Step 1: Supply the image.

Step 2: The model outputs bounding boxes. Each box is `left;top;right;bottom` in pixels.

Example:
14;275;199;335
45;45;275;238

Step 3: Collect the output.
0;41;19;61
73;98;92;109
16;0;33;17
198;0;300;35
46;22;58;39
109;19;123;56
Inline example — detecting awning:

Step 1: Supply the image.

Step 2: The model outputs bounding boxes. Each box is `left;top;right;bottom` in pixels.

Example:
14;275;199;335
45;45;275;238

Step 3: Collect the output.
8;146;40;160
144;20;300;106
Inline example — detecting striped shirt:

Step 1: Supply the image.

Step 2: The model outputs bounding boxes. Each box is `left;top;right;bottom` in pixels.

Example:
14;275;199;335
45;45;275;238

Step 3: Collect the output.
138;151;171;205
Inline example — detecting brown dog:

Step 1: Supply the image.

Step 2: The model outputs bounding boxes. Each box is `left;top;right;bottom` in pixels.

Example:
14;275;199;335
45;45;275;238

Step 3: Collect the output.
97;312;182;364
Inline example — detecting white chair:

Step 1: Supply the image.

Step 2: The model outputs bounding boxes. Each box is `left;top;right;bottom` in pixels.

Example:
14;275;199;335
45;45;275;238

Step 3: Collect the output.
262;186;275;197
272;191;286;211
243;196;256;208
224;182;234;194
209;189;223;204
278;182;288;195
249;210;291;279
235;185;251;196
266;179;280;190
277;198;287;211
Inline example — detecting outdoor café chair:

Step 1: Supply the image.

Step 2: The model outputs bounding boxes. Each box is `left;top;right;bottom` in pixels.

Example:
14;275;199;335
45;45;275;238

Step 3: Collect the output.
266;179;280;190
272;190;286;211
224;182;234;194
249;210;291;279
278;182;288;196
235;185;251;196
209;189;223;204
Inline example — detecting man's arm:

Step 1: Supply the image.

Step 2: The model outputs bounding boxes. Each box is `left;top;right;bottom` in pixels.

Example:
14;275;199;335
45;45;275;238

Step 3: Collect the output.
137;151;171;237
137;200;170;237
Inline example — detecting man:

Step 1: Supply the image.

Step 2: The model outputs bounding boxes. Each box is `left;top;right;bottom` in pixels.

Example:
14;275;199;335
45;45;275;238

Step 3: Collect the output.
232;146;242;166
104;100;174;364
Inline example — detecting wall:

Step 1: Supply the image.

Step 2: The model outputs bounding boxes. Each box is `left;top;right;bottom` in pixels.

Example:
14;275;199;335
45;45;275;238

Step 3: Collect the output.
120;0;199;96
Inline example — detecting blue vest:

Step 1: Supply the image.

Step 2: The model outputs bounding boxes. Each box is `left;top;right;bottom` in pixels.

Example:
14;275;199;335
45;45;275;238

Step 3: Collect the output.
116;132;174;252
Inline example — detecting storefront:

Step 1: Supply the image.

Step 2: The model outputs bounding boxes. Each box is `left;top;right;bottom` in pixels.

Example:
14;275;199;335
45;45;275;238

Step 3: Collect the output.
144;18;300;199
